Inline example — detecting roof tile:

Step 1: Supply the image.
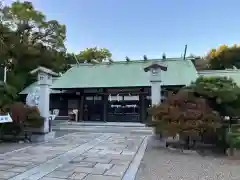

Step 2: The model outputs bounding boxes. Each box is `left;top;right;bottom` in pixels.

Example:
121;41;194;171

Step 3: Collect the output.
51;59;199;89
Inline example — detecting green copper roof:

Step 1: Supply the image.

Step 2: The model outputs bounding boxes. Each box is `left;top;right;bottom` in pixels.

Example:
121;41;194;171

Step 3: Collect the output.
199;69;240;86
51;58;199;89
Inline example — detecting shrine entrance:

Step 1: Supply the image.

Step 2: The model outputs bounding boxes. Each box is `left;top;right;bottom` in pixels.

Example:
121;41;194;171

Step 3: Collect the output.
83;95;104;121
107;94;140;122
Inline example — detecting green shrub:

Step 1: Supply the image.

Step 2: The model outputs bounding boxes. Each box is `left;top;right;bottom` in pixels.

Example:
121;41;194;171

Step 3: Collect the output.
190;76;240;117
25;106;44;128
227;124;240;150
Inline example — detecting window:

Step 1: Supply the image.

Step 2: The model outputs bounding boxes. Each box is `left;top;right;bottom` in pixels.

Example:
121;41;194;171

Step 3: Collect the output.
108;95;123;101
85;96;93;100
123;95;139;101
85;96;102;101
94;96;102;101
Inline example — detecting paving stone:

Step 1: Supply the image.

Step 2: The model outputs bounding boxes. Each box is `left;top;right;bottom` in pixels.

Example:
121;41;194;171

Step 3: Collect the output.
83;157;111;163
99;150;122;155
7;166;30;173
104;165;128;177
46;170;74;178
94;163;113;170
57;161;96;172
0;170;19;179
71;156;85;162
74;167;106;174
110;159;131;165
55;165;76;172
68;172;87;180
28;157;49;163
0;133;145;179
0;160;34;167
82;152;105;158
40;177;66;180
106;154;133;161
88;149;101;153
83;174;121;180
0;164;14;170
121;151;136;156
70;161;96;167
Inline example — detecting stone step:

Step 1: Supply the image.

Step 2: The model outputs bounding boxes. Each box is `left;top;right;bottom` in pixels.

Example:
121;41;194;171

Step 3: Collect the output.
52;125;153;135
54;116;69;121
53;121;146;127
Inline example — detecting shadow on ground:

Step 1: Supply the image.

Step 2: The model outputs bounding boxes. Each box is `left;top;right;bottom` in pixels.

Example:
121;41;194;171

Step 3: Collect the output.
0;130;79;154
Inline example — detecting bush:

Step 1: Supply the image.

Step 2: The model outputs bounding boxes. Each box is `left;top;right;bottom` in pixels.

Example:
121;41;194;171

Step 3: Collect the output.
1;102;44;138
25;106;44;128
227;125;240;150
190;76;240;117
10;102;27;125
148;89;222;142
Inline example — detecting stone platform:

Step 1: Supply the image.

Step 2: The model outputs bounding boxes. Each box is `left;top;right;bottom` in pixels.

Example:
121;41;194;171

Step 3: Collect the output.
52;122;153;135
31;131;56;143
0;132;148;180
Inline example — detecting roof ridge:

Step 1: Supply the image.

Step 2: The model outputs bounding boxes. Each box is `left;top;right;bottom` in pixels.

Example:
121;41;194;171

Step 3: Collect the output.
73;57;194;67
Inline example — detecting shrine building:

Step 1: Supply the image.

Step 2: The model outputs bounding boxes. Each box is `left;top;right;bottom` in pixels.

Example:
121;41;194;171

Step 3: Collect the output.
19;57;211;122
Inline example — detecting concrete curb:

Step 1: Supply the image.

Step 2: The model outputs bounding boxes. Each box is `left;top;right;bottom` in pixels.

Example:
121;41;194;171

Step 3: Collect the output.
122;136;149;180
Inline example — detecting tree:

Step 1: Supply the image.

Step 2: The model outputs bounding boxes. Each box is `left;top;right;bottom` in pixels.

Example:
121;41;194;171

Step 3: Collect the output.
0;83;17;112
1;1;66;51
206;44;240;70
191;57;209;70
78;47;112;63
190;76;240;117
0;1;67;92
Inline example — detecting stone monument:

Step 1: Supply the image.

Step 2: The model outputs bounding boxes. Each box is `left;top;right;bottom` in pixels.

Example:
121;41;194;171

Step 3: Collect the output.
27;66;59;142
144;62;167;106
26;86;40;108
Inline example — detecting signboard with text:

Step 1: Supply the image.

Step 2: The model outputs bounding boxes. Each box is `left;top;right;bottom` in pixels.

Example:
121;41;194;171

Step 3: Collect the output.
0;114;13;123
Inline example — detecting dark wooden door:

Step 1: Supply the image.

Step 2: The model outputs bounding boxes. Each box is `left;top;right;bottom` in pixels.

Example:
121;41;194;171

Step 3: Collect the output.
84;95;103;121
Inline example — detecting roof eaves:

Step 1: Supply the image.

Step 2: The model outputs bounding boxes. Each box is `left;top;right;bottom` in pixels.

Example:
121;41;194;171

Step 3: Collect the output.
30;66;59;76
199;69;240;74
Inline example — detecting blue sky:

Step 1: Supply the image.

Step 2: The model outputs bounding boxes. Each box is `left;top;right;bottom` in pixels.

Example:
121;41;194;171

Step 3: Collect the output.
5;0;240;60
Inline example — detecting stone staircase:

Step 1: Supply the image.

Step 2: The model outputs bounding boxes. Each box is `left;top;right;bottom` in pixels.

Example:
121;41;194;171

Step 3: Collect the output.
52;120;153;135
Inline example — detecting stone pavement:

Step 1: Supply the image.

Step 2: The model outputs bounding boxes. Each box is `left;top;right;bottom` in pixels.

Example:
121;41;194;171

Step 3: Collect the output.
0;132;147;180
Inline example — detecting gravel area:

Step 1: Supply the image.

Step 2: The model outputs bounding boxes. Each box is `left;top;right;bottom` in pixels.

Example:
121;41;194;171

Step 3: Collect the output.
135;137;240;180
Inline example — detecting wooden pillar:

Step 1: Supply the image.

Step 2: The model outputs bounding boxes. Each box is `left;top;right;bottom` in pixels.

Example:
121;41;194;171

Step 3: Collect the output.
103;93;108;122
140;94;146;123
78;92;85;121
64;96;68;116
